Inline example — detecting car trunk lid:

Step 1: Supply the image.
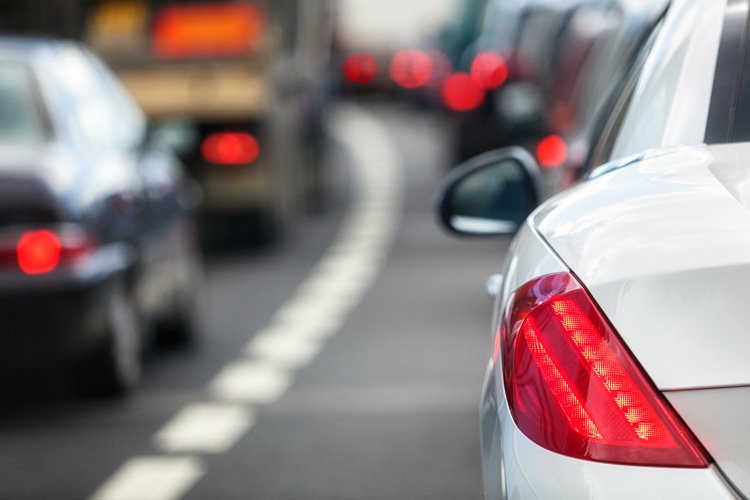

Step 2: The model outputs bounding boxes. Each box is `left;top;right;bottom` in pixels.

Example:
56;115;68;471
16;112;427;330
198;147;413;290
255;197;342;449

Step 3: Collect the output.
533;143;750;391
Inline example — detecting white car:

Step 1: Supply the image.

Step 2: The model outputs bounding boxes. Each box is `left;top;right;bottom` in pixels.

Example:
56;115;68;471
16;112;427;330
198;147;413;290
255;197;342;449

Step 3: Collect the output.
437;0;750;498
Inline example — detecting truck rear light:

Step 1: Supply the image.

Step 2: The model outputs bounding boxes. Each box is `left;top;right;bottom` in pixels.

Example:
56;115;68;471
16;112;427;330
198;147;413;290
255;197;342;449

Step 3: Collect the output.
152;3;265;58
201;132;259;166
501;272;709;467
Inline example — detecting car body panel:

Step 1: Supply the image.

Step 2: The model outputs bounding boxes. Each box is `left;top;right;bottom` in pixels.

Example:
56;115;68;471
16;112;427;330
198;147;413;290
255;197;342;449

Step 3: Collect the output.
498;220;567;309
495;409;735;500
668;387;750;498
532;143;750;390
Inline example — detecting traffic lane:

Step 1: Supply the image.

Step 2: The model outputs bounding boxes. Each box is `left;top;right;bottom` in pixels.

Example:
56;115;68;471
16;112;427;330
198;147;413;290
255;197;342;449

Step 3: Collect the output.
185;103;508;499
0;143;353;500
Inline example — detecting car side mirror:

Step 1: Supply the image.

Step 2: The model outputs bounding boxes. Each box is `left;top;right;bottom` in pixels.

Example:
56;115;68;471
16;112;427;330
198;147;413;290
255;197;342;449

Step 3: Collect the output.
435;147;542;236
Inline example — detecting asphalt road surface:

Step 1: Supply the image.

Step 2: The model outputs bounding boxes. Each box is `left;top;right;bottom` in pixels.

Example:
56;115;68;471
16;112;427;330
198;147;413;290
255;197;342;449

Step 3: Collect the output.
0;103;511;500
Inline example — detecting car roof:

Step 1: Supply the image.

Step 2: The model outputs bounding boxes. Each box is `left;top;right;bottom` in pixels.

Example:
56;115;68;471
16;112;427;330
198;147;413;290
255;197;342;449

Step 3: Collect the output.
0;37;74;63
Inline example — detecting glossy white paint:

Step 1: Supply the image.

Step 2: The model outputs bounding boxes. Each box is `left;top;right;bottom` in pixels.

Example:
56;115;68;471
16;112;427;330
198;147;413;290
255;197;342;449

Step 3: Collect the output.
533;143;750;390
668;387;750;498
497;221;567;312
496;402;735;500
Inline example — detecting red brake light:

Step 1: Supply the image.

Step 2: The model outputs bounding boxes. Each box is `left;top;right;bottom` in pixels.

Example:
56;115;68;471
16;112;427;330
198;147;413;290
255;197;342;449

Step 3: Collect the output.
441;73;485;112
343;54;379;84
471;51;508;90
15;228;93;275
201;132;259;166
500;273;709;467
17;230;61;275
536;134;567;169
389;50;433;89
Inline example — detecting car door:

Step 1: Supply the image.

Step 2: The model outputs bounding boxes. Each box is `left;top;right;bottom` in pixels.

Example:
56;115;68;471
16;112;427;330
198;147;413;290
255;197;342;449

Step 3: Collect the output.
83;48;195;319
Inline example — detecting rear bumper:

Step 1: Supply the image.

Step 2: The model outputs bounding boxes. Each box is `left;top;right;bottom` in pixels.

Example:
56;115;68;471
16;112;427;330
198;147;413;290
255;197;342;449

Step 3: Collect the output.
0;283;111;372
198;159;271;212
482;364;739;499
0;244;132;372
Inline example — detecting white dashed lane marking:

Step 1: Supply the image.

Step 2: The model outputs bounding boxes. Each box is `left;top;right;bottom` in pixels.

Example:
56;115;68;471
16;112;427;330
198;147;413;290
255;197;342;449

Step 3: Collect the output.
90;105;403;500
154;403;255;454
209;360;294;404
90;457;204;500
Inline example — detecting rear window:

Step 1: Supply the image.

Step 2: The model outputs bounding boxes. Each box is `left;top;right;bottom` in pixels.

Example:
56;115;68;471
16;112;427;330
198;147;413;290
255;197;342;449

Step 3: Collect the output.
0;62;45;145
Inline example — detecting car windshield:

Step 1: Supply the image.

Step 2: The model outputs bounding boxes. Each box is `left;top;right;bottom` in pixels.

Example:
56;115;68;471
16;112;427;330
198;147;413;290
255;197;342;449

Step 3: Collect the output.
0;61;45;145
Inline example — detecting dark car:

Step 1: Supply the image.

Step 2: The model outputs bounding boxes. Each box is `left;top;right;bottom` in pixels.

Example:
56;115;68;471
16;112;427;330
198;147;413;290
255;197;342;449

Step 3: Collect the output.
0;38;202;396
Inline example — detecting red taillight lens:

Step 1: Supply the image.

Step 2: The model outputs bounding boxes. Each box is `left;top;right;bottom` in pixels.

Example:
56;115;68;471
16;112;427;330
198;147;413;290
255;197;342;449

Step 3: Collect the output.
536;134;568;169
343;54;379;84
17;230;61;274
441;73;485;112
501;273;709;467
201;132;259;166
471;51;508;90
389;50;433;89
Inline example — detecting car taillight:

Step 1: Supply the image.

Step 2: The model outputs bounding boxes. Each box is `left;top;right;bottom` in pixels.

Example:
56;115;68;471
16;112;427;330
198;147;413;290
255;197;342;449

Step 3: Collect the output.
389;50;433;89
441;72;485;112
471;51;508;90
14;228;92;275
201;132;259;166
17;230;60;274
500;272;709;467
343;53;379;85
536;134;567;169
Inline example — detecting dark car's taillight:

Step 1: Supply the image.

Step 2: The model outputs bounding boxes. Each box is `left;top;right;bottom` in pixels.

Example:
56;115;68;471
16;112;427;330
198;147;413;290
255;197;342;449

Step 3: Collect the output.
535;134;568;169
441;72;485;112
0;226;94;275
389;50;433;89
471;51;509;90
499;272;709;467
343;53;379;85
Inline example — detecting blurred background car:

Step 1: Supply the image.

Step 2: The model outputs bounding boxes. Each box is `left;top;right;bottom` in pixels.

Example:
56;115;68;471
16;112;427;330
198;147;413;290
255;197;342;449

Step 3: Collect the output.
0;38;201;396
447;0;667;198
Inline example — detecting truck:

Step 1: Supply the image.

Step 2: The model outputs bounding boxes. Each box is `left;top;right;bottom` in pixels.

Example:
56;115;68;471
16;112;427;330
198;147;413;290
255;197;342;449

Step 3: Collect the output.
0;0;335;244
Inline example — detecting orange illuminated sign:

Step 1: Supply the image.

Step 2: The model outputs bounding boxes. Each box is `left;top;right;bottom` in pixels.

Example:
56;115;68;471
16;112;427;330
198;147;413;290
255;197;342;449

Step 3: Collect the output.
152;3;265;58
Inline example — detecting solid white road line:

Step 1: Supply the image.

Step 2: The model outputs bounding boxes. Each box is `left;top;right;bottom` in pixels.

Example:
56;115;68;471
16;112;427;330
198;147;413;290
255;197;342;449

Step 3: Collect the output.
90;457;204;500
155;403;255;454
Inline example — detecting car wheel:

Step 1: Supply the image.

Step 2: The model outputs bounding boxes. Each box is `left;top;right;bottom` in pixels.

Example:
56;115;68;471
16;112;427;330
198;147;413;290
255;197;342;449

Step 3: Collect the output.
74;282;143;397
158;255;203;347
